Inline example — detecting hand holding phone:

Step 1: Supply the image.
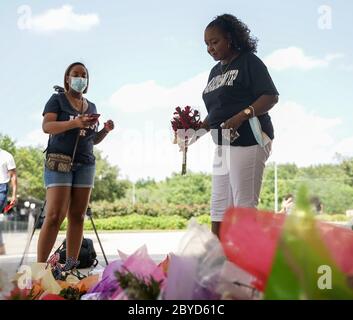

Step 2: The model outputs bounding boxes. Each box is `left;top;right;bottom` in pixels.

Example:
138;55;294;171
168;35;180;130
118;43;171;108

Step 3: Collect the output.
220;122;240;143
89;113;101;119
88;113;100;124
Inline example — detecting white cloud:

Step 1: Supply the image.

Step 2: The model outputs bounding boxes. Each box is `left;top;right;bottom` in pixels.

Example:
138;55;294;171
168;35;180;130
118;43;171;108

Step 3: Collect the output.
108;72;209;112
270;101;342;165
96;122;215;182
20;75;351;181
102;72;213;180
101;73;350;180
264;47;343;71
97;98;348;180
334;137;353;158
25;5;99;33
18;129;48;148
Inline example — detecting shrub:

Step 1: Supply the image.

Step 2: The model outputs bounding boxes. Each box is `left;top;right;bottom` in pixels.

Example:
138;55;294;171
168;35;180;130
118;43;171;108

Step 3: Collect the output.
315;214;350;222
90;201;210;220
196;214;211;226
60;215;188;231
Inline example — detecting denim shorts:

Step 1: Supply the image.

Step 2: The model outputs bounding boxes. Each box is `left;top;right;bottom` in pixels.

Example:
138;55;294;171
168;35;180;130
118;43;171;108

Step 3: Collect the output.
44;163;95;189
0;184;8;245
0;183;8;212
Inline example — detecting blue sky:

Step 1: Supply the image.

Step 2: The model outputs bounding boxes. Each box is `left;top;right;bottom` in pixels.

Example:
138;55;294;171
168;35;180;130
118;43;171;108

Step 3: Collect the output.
0;0;352;180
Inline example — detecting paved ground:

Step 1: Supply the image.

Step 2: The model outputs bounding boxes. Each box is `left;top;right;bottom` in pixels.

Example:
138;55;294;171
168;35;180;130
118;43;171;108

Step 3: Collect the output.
0;230;186;279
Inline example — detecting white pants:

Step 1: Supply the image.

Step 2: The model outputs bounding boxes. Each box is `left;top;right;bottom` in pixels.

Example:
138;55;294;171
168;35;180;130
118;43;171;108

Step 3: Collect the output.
210;142;272;222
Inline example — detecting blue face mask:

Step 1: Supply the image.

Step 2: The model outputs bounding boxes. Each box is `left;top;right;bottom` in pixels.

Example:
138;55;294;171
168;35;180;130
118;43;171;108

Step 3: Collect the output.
70;77;87;93
249;116;267;147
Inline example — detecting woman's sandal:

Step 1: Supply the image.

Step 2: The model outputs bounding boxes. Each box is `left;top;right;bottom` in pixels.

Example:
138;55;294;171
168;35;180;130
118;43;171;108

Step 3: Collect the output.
47;255;85;281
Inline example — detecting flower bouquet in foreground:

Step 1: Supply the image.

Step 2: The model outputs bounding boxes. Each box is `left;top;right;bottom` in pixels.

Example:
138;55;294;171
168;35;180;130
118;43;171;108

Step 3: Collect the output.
2;186;353;300
171;106;202;175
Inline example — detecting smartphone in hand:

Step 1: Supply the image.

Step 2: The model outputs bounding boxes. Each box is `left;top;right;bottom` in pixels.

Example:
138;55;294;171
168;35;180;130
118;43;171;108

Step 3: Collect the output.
87;113;100;124
89;113;101;119
220;122;240;143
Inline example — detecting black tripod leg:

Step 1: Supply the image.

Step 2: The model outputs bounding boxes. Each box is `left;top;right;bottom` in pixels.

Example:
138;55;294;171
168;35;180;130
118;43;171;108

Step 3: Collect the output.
17;201;46;271
89;215;109;266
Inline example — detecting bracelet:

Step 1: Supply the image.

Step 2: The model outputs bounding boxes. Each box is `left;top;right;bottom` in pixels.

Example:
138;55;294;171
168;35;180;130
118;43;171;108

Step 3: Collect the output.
249;105;255;117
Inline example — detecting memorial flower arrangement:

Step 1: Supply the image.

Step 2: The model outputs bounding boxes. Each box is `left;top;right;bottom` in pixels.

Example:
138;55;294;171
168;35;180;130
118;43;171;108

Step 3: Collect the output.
171;106;202;175
2;187;353;300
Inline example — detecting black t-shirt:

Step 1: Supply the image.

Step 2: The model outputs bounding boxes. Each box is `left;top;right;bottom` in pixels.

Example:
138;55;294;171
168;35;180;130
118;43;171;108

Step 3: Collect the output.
202;52;279;146
43;93;99;164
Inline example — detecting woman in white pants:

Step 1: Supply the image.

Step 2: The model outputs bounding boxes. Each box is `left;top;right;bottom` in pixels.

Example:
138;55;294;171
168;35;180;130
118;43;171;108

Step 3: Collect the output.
200;14;279;238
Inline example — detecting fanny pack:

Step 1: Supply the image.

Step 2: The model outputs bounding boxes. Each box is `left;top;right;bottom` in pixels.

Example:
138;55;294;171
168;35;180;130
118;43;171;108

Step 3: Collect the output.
45;152;77;173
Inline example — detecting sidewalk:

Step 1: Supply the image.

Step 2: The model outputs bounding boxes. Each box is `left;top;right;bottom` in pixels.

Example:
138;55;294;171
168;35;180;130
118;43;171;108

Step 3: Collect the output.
0;230;186;279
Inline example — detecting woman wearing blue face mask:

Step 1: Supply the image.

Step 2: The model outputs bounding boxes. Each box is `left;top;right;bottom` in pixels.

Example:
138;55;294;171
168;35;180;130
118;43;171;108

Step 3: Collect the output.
38;62;115;279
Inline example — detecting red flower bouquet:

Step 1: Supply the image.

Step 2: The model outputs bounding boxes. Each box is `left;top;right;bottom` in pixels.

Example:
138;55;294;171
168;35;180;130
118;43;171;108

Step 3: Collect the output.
171;106;202;175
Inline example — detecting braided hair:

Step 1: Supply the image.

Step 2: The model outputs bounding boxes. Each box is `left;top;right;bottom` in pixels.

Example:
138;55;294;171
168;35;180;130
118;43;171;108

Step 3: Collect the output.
207;14;258;53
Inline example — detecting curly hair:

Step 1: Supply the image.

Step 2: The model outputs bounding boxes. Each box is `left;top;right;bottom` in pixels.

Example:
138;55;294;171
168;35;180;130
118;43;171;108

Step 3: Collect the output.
207;14;258;53
64;62;89;94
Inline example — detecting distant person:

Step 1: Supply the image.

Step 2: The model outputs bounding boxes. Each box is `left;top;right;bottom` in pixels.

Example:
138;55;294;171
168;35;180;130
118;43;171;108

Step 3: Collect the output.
310;196;324;215
0;148;18;255
37;62;115;279
185;14;279;238
279;194;294;214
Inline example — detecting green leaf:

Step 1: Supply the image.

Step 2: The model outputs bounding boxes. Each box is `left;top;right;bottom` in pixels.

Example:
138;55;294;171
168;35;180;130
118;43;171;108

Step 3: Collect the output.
265;186;353;300
115;269;162;300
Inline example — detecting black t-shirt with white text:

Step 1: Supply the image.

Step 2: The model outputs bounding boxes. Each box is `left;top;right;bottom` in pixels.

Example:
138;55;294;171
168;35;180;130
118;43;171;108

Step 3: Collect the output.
202;52;279;146
43;93;98;164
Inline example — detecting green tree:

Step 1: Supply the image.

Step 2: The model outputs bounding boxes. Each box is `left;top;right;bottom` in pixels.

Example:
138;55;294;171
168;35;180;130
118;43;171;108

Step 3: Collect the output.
91;150;130;202
298;163;353;214
300;179;353;214
260;163;299;211
15;147;46;200
339;157;353;187
0;134;16;155
1;135;45;200
161;172;212;205
135;177;157;189
131;172;212;205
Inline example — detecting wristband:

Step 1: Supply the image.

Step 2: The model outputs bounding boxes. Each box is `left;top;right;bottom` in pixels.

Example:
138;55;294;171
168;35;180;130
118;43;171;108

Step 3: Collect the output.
249;105;255;117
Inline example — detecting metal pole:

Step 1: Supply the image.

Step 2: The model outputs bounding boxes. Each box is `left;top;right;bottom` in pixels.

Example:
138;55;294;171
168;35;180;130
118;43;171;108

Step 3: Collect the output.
86;207;109;266
88;215;108;266
274;162;278;213
132;183;136;205
18;201;46;271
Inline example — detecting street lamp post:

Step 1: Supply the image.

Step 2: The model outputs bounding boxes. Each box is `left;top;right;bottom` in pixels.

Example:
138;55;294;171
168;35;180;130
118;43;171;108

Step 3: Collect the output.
274;162;278;213
132;183;136;205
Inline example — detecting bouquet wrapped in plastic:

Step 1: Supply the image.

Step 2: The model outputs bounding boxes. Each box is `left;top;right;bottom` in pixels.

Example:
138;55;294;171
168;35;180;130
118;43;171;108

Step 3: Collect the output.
171;106;202;175
84;245;167;300
220;187;353;299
